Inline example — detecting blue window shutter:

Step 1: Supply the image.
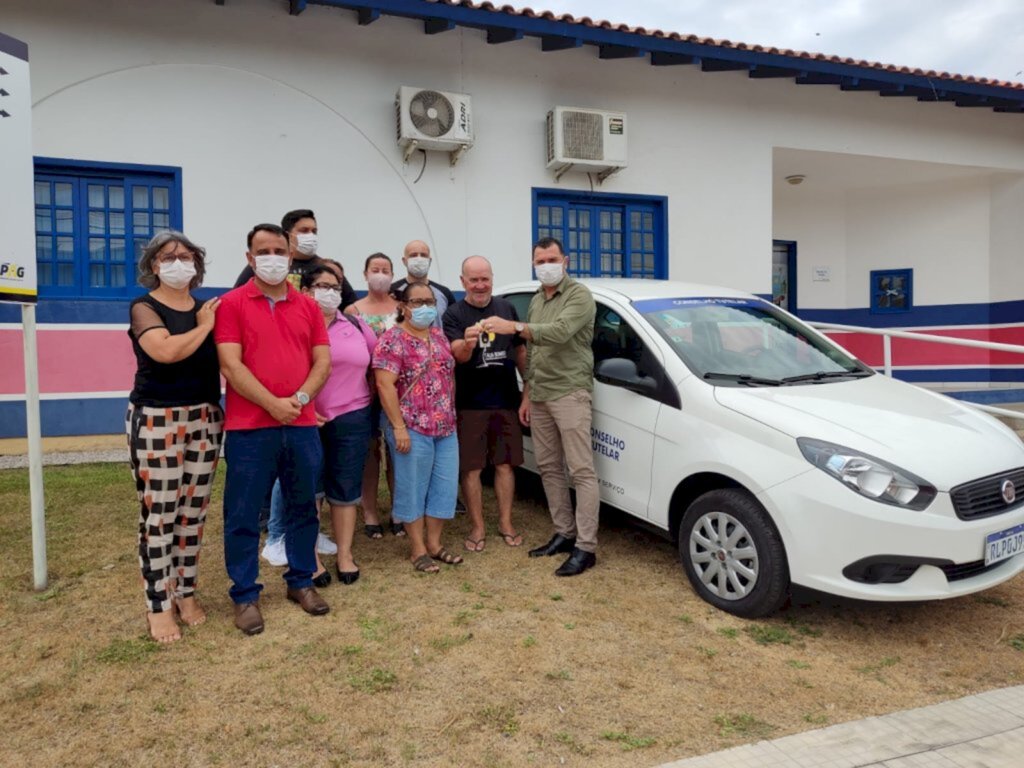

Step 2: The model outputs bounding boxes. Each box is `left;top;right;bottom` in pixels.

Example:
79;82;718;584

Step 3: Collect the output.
33;158;183;299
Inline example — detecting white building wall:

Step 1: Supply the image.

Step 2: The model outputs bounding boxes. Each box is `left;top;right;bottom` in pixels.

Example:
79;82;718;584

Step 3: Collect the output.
990;177;1024;305
772;188;848;309
4;0;1024;298
845;179;991;309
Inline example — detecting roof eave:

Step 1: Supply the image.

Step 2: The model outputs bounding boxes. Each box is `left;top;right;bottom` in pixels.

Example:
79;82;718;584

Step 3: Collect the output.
270;0;1024;113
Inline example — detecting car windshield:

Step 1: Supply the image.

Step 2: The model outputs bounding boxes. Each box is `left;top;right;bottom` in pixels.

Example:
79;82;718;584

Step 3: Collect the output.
635;297;873;386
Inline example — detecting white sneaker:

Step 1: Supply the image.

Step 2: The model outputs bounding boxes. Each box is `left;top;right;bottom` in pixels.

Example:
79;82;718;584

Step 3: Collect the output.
316;533;338;555
261;538;288;567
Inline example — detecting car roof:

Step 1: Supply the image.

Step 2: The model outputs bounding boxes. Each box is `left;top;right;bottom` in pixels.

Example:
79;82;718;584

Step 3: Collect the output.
496;278;760;303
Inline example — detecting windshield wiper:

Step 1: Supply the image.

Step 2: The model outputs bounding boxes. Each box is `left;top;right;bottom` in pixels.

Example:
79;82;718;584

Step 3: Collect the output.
703;372;782;387
780;370;873;384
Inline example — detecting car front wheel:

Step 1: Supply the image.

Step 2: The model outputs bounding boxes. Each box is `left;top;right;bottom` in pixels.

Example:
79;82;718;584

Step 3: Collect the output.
679;489;789;618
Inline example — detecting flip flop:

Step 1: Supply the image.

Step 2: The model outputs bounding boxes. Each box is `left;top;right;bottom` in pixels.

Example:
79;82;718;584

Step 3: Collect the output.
412;554;439;573
464;536;486;552
429;547;464;565
173;597;207;627
146;611;182;644
498;530;523;548
364;524;384;540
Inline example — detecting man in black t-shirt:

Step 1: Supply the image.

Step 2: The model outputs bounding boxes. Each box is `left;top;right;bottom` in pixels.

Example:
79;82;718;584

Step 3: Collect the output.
233;208;356;310
443;256;527;552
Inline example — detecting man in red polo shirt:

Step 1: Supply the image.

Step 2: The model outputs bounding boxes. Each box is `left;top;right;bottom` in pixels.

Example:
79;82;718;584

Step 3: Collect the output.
215;223;331;635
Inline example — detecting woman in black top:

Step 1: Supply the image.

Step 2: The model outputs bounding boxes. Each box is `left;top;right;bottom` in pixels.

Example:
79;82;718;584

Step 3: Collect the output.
127;231;222;644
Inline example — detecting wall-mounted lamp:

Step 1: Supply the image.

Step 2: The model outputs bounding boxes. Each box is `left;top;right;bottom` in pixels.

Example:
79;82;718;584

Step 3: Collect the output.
785;174;806;185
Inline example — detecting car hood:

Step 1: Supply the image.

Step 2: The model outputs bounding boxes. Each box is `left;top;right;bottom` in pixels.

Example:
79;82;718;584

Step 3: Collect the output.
713;374;1024;489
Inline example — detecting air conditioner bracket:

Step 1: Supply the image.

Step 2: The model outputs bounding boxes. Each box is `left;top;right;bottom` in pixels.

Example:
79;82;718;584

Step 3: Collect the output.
402;139;420;164
449;144;469;167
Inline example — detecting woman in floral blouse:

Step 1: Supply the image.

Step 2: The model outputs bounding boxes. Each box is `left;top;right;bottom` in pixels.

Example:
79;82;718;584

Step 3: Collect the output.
372;282;461;573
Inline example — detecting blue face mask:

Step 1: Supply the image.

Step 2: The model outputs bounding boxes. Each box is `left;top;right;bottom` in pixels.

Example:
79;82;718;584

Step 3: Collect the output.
410;305;437;328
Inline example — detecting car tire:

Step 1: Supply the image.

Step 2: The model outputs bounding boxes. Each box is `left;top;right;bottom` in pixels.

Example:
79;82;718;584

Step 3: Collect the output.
678;489;789;618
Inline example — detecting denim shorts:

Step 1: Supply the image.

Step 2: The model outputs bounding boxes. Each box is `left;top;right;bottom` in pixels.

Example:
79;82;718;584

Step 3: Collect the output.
382;422;458;523
320;405;373;505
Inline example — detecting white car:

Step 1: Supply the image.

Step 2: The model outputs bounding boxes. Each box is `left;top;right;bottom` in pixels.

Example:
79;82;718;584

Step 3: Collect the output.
500;279;1024;617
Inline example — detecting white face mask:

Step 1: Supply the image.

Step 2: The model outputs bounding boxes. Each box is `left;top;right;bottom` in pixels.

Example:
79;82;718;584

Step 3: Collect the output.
254;255;290;285
314;288;342;312
406;256;431;278
158;259;196;290
367;273;393;293
295;233;318;257
535;261;564;287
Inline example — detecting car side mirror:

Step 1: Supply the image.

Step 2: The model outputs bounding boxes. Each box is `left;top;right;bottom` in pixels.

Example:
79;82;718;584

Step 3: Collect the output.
595;358;658;396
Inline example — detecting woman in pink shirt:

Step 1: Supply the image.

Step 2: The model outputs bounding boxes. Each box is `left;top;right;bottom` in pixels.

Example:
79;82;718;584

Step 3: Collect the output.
372;282;461;573
301;265;378;584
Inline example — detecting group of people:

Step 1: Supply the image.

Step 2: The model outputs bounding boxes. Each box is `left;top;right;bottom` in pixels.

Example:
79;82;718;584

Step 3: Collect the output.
126;208;601;642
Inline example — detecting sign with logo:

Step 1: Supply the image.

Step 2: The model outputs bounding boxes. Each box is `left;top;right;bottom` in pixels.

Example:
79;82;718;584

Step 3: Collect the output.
0;32;36;304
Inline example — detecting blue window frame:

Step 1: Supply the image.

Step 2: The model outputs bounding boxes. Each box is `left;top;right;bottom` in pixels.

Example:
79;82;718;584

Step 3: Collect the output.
870;268;913;314
34;158;182;298
533;188;667;279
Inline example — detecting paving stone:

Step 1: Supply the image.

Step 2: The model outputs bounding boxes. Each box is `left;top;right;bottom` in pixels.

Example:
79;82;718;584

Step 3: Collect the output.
659;686;1024;768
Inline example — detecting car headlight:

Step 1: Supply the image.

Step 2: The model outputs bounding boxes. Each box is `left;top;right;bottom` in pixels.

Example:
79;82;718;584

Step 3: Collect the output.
797;437;936;511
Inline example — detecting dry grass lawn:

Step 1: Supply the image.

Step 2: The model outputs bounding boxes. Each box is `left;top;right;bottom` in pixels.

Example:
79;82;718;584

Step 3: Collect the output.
3;462;1024;767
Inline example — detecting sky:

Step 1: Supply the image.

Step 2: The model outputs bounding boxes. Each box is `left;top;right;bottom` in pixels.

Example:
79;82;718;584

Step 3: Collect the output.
531;0;1024;84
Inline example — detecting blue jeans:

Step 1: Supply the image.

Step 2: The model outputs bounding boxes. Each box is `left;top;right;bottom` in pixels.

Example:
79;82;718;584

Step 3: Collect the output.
223;426;322;604
266;479;286;544
383;424;458;523
321;405;373;505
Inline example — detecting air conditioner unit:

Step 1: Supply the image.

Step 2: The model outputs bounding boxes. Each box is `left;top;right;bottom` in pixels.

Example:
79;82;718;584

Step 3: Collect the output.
546;106;627;181
396;86;474;165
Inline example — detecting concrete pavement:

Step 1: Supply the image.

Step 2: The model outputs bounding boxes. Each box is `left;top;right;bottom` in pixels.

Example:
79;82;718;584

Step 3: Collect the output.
659;685;1024;768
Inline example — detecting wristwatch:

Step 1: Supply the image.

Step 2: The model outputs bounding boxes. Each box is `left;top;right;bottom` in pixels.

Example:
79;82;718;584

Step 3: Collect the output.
514;322;525;333
295;391;310;406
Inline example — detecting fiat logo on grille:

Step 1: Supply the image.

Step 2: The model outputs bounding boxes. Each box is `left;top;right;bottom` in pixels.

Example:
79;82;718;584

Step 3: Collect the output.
1003;479;1017;505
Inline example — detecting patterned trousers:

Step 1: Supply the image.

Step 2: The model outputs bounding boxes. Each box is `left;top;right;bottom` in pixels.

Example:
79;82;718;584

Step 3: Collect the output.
127;403;223;613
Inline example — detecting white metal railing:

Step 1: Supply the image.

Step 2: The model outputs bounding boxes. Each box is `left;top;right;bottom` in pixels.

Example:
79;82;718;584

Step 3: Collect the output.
809;321;1024;422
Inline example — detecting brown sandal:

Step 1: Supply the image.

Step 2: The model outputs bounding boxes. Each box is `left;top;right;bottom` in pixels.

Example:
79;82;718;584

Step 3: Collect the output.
412;554;440;573
429;548;464;565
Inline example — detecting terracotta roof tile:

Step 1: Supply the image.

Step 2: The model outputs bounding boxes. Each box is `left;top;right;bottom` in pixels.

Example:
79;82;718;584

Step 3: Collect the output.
423;0;1023;90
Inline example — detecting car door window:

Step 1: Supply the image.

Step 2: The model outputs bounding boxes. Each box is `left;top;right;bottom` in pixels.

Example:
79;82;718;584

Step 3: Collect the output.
593;303;679;408
593;305;645;369
503;292;533;322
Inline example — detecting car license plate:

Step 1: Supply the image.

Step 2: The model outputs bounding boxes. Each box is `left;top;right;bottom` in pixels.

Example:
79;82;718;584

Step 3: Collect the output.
985;522;1024;566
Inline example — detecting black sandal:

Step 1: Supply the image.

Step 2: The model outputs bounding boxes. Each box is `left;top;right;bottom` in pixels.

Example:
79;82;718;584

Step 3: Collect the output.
364;524;384;540
390;520;407;537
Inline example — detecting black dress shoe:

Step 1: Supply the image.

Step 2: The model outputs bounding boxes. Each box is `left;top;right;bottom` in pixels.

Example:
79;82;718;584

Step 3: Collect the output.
555;547;596;577
528;533;577;558
337;566;360;585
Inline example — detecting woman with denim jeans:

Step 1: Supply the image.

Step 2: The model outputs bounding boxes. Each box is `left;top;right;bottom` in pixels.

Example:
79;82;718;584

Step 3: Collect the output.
372;283;461;573
303;264;378;584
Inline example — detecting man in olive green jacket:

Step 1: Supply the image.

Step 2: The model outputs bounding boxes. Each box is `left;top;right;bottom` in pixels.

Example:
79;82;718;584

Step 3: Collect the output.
483;236;598;576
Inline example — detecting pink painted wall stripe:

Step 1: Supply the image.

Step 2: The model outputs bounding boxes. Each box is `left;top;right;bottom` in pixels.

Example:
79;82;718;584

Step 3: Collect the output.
0;329;135;395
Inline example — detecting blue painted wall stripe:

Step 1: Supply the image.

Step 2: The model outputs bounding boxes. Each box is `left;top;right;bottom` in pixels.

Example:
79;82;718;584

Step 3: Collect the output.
944;389;1024;405
5;295;1021;326
0;397;129;439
